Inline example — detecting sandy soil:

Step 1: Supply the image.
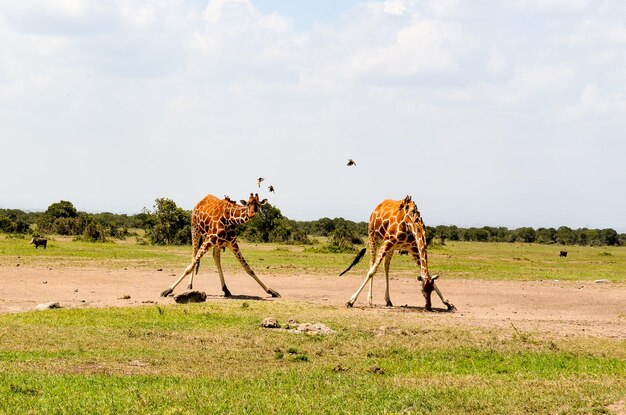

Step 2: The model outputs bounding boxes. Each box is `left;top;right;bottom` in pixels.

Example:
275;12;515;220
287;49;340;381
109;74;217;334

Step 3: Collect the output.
1;265;625;339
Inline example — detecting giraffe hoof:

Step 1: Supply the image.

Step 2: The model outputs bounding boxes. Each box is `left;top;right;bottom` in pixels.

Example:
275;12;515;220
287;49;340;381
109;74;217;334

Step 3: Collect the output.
187;284;193;290
346;302;354;308
446;303;457;312
160;288;174;297
386;302;393;307
267;289;281;298
222;286;232;297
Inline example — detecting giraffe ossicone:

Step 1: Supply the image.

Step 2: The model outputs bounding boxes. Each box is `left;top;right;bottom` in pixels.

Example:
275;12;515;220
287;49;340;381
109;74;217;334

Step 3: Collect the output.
160;193;280;299
340;196;455;311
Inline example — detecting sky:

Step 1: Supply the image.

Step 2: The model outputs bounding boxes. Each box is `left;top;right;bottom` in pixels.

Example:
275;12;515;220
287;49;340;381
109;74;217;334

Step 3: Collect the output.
1;0;625;231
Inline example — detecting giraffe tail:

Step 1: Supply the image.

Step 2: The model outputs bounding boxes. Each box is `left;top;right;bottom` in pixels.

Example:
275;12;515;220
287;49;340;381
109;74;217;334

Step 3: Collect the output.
339;248;366;276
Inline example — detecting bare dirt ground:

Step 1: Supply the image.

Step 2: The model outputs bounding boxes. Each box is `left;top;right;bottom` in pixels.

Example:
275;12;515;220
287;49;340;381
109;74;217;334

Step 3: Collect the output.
1;265;625;339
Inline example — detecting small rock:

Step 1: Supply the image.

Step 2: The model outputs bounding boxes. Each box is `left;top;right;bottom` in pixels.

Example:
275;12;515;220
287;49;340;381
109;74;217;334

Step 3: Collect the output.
289;322;333;335
369;366;384;375
119;295;131;300
16;264;20;267
173;290;207;304
36;302;61;311
261;317;280;328
333;364;349;372
157;268;163;272
594;279;609;284
73;289;78;293
42;281;47;284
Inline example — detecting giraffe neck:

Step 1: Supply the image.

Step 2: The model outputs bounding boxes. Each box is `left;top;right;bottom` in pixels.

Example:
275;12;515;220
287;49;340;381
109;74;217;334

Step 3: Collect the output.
225;204;253;225
411;208;430;278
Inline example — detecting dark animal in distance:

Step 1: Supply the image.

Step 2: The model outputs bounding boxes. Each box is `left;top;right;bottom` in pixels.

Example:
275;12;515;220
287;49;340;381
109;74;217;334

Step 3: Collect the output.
257;177;265;188
268;185;275;193
347;159;356;166
559;250;568;257
30;237;47;249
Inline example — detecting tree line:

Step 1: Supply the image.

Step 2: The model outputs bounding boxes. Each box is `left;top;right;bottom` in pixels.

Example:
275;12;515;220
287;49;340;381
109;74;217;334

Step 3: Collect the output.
1;200;624;248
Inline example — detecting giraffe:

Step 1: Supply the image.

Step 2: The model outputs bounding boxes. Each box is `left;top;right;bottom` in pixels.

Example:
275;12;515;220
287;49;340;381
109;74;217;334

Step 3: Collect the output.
340;196;454;311
160;193;280;298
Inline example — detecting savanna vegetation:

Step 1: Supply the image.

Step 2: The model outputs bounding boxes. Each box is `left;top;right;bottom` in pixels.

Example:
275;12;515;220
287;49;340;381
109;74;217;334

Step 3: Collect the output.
1;235;625;283
0;298;624;414
1;204;625;414
1;199;624;251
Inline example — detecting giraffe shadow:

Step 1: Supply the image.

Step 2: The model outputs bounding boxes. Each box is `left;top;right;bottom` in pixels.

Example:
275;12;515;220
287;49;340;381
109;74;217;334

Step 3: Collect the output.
397;305;456;313
207;294;267;301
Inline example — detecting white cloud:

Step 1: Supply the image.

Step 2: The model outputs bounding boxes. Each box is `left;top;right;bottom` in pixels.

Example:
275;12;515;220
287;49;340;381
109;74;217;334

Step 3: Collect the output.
564;84;626;117
486;50;506;74
383;0;408;16
569;20;626;46
1;0;625;228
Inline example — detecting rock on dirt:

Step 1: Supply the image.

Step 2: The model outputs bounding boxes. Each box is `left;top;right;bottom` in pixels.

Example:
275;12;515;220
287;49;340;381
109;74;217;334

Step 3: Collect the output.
261;317;280;328
260;318;333;334
284;320;334;335
36;302;61;311
173;290;207;304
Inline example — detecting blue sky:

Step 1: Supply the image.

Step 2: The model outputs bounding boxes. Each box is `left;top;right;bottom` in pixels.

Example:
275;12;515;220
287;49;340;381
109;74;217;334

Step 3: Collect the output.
1;1;625;231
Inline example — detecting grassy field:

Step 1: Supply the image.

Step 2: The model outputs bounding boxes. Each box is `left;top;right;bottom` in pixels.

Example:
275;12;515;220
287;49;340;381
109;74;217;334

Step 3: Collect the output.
1;235;625;414
2;234;625;282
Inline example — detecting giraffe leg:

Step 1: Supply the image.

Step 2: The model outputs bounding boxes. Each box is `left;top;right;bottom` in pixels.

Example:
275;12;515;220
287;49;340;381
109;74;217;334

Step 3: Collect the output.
161;240;212;297
433;282;456;311
408;245;431;309
229;242;280;298
383;250;394;307
187;229;202;290
213;245;231;297
347;242;393;308
366;237;379;307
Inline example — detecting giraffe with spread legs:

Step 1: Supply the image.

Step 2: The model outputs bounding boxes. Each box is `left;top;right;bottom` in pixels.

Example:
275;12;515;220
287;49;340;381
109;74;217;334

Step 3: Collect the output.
160;193;280;298
340;196;454;311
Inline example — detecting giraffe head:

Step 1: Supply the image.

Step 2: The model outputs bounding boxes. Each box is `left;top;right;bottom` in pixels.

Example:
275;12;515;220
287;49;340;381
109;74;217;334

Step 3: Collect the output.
418;274;439;311
240;193;267;218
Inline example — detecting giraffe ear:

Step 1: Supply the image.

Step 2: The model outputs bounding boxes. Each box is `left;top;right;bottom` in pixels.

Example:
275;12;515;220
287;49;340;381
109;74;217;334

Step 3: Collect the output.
417;276;424;282
432;274;439;281
260;199;268;205
240;200;247;206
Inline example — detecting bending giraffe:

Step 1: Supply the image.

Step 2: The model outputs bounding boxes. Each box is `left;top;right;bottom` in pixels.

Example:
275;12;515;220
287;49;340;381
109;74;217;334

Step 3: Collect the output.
340;196;454;311
160;193;280;298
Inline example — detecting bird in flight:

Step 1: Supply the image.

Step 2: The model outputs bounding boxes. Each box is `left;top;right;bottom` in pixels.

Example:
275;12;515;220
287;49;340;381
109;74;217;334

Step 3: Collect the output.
257;177;265;187
347;159;356;166
268;185;275;193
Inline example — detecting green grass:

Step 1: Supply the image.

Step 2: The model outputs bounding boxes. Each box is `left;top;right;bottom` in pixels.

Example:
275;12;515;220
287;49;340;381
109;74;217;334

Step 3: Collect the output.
3;235;626;282
1;235;625;412
0;301;624;414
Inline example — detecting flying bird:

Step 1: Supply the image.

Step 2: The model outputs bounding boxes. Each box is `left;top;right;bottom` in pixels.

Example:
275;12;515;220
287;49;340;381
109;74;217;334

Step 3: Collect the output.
257;177;265;187
268;185;275;193
347;159;356;166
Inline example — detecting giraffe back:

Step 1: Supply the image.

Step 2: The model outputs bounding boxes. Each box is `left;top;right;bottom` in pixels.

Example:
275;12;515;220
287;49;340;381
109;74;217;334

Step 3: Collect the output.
192;194;246;238
369;198;425;248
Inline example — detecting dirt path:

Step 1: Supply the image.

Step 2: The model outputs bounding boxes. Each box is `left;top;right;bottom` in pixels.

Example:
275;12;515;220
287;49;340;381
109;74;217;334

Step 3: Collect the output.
1;266;624;339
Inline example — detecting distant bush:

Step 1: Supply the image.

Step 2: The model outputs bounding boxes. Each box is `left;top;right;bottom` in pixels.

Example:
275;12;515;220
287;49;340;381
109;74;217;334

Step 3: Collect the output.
2;200;624;247
142;198;191;245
